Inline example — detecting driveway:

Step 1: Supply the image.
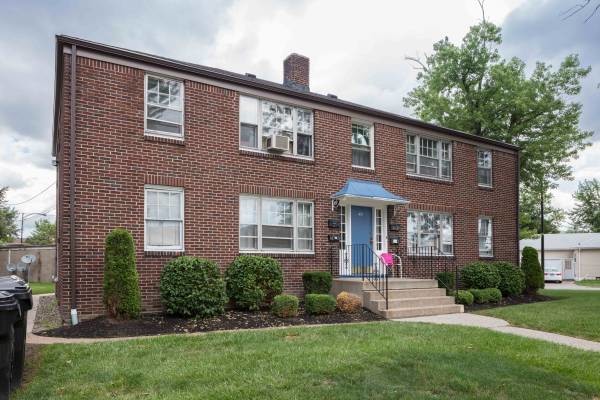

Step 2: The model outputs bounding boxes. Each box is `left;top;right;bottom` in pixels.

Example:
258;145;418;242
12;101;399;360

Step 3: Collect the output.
545;281;600;291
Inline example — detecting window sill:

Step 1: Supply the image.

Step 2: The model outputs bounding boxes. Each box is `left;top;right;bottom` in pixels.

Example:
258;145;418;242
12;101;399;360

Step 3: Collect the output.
352;166;375;174
479;255;494;259
144;249;185;257
144;133;185;146
239;148;315;164
239;250;315;258
477;185;494;191
406;174;453;185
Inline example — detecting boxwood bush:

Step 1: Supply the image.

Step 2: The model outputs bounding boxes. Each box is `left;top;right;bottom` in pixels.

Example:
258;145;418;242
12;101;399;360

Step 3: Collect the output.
305;294;336;315
336;291;362;313
435;271;455;290
225;255;283;310
455;290;474;306
302;271;333;294
494;261;525;296
461;262;501;289
103;228;141;319
160;256;227;317
271;295;299;318
521;246;544;294
469;288;502;304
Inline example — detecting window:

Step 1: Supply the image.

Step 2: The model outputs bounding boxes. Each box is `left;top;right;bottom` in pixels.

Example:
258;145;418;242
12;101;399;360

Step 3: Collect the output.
239;196;314;252
406;134;452;180
407;211;453;255
145;186;184;251
478;217;493;257
239;96;313;158
376;209;383;251
145;75;183;138
352;122;373;168
340;206;346;247
477;149;492;187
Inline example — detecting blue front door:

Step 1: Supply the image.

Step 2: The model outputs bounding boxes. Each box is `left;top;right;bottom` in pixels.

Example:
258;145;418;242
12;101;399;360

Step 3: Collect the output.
351;206;373;273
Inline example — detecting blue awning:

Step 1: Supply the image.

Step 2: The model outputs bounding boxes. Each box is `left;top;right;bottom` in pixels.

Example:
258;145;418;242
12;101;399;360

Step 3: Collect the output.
332;179;409;204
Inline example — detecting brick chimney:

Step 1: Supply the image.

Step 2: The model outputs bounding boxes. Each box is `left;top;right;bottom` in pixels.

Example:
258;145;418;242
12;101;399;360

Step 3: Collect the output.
283;53;309;92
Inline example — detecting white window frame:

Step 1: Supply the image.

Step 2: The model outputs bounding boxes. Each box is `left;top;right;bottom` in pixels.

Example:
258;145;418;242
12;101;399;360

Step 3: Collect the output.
144;185;185;252
238;95;314;160
477;149;493;187
351;121;374;169
407;210;454;256
406;133;452;181
144;74;185;140
478;217;493;258
239;195;315;254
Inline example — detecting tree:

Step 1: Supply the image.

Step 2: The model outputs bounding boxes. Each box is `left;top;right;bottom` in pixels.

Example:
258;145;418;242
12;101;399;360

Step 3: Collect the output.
0;187;18;243
403;20;592;193
562;0;600;22
521;246;544;294
570;178;600;232
519;186;565;239
25;219;56;245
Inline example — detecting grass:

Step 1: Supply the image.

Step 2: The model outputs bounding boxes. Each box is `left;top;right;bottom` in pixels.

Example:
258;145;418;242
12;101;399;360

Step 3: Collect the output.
576;279;600;287
15;322;600;400
28;282;55;295
478;289;600;341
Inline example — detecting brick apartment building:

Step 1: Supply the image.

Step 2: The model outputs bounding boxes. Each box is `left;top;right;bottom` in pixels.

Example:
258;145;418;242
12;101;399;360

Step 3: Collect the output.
52;35;519;318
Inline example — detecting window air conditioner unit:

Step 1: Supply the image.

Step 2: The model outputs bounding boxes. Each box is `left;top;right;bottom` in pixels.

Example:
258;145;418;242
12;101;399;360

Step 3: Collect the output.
266;134;290;152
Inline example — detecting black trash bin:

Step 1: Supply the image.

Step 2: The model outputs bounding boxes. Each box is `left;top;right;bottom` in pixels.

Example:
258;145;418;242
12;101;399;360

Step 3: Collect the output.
0;276;32;390
0;290;20;400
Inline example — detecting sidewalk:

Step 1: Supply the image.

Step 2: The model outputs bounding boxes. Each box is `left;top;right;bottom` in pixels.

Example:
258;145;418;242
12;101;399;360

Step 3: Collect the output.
545;282;600;291
395;313;600;352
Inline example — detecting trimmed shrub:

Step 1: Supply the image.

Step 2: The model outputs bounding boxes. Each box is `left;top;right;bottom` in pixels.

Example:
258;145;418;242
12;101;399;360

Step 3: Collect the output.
305;294;336;315
302;271;333;294
336;291;362;313
521;246;544;294
469;288;502;304
225;255;283;310
160;256;227;317
455;290;474;306
436;271;455;290
103;228;141;319
461;262;501;289
272;295;299;318
494;261;525;296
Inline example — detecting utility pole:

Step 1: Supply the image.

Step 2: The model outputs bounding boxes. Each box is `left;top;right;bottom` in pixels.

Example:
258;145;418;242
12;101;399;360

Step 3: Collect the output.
20;212;47;243
540;183;545;271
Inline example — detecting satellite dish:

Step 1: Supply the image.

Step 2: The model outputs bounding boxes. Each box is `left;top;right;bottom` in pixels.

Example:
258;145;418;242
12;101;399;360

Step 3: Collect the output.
21;255;36;264
6;263;17;273
16;262;27;272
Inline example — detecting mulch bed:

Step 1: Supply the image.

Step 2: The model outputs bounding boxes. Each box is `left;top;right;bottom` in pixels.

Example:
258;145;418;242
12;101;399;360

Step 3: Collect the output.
465;293;555;312
37;308;384;339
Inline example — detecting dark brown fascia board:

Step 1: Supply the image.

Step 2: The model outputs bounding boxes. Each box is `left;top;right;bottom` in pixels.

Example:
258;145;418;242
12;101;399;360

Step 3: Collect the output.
52;35;520;154
52;36;64;157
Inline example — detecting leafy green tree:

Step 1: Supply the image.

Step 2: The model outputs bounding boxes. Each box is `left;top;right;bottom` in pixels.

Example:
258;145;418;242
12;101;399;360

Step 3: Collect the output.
570;178;600;232
403;20;592;193
0;187;18;243
25;219;56;245
519;187;565;239
521;246;544;294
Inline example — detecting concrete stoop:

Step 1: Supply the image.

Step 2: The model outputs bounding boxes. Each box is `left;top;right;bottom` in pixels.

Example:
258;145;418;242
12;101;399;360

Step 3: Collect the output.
332;278;463;319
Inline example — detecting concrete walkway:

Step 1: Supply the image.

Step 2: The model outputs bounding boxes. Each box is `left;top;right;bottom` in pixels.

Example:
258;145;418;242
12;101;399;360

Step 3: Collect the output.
396;313;600;352
546;282;600;291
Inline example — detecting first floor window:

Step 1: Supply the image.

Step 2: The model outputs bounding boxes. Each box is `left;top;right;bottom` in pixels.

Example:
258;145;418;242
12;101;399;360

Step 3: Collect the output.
239;196;314;252
407;211;453;255
478;217;493;257
477;149;492;187
352;122;373;168
145;75;183;137
376;209;383;251
145;186;184;251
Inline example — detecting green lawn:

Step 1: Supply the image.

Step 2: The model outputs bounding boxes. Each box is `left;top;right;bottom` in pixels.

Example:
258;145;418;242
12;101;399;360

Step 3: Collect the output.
576;279;600;287
28;282;55;295
15;322;600;400
478;289;600;341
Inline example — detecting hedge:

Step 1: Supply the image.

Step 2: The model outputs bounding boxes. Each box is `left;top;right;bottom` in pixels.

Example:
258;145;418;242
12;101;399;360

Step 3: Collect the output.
225;255;283;310
302;271;332;294
494;261;525;296
336;291;362;313
160;256;227;317
435;271;455;290
103;228;141;319
455;290;474;306
305;294;336;315
272;295;299;318
461;262;501;289
469;288;502;304
521;246;544;294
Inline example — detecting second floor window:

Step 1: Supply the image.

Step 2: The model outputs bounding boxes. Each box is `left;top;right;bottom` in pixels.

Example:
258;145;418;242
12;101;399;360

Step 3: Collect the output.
477;149;492;187
145;75;183;138
239;96;313;158
406;134;452;180
351;122;373;168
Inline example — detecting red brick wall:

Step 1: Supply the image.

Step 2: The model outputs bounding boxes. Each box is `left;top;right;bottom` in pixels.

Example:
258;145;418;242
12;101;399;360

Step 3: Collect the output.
56;54;518;317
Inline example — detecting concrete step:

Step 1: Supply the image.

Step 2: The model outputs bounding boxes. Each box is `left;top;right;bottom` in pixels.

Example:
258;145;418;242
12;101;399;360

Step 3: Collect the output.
364;288;447;301
370;296;456;310
362;279;439;290
381;304;464;319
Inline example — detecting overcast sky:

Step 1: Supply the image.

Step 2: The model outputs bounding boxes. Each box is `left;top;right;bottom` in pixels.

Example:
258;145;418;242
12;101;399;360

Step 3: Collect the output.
0;0;598;236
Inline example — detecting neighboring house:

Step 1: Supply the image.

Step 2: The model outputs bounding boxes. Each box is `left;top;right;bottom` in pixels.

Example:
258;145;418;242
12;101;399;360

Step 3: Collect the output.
521;233;600;281
52;35;519;318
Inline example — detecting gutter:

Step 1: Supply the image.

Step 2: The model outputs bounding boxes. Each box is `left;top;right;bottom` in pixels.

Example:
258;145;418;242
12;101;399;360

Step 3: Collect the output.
516;150;521;266
68;44;78;325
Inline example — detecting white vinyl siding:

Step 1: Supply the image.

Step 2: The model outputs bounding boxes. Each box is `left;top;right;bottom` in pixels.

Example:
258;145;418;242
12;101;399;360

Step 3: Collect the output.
479;217;493;257
407;211;453;255
406;134;452;180
144;186;184;251
351;122;374;168
239;196;314;253
477;149;493;187
239;96;313;158
145;75;184;138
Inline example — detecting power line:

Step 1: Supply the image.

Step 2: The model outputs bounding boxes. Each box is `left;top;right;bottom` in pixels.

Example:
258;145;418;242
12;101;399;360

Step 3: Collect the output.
6;182;55;206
